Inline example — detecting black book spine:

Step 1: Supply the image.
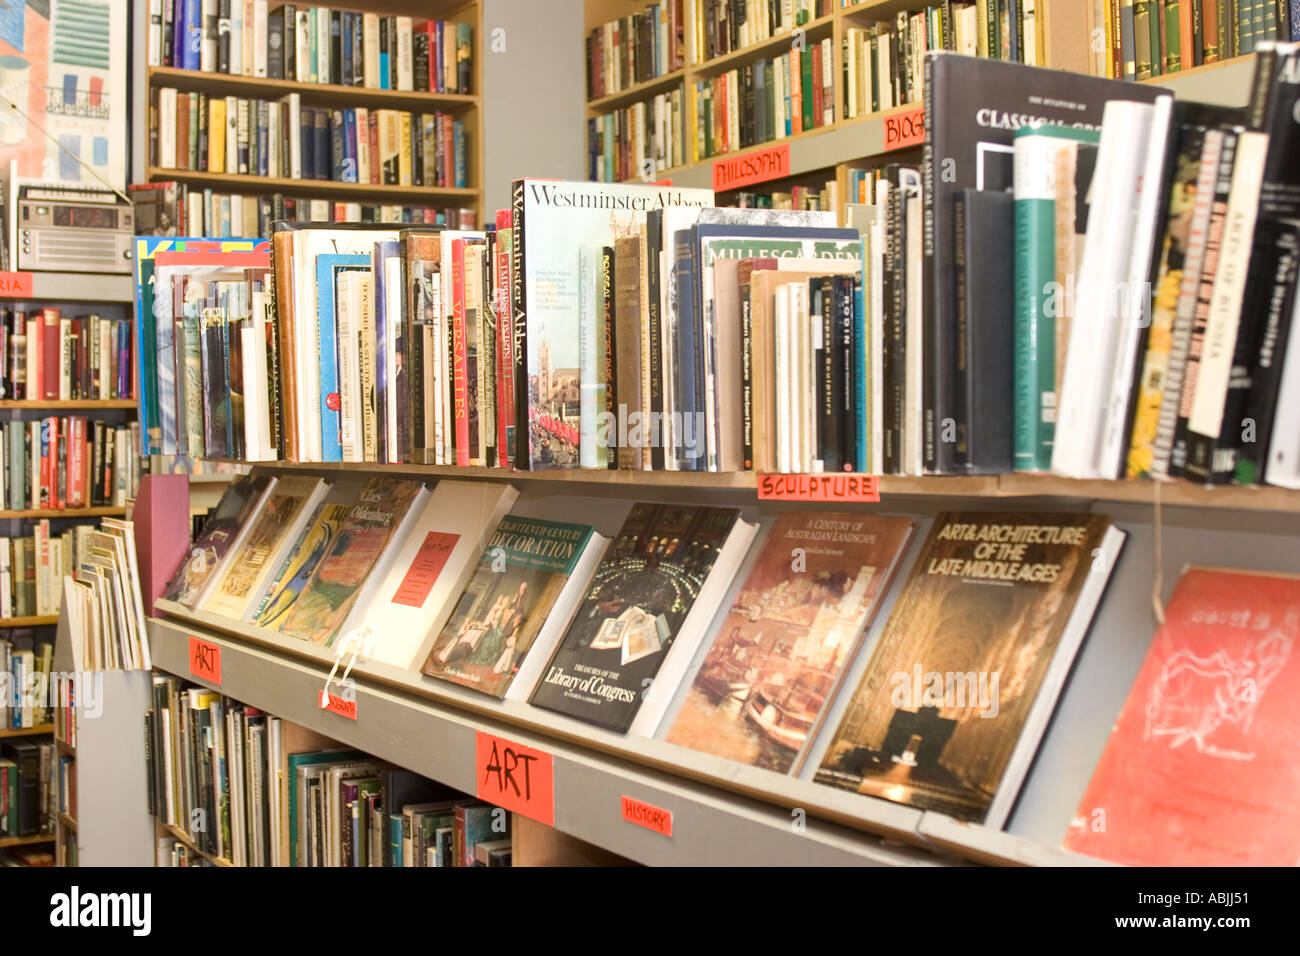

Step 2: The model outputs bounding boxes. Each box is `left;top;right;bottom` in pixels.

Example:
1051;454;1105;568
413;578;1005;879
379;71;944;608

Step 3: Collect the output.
884;172;905;474
284;4;296;79
1192;0;1204;65
740;272;754;471
196;92;209;172
352;12;365;87
217;0;231;73
331;11;343;85
602;246;618;470
163;0;175;66
816;277;838;471
412;113;424;186
314;111;329;180
837;275;856;471
646;214;664;470
267;7;284;79
414;29;429;93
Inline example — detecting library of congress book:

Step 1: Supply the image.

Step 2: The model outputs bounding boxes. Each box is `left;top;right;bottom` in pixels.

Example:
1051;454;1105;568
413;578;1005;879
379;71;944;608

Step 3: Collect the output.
815;511;1125;826
663;512;914;773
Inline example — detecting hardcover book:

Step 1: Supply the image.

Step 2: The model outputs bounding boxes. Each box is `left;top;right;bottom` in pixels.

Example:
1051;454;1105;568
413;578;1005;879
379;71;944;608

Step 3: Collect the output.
422;515;604;698
162;474;275;607
528;502;744;732
815;511;1124;825
1064;567;1300;865
663;513;914;773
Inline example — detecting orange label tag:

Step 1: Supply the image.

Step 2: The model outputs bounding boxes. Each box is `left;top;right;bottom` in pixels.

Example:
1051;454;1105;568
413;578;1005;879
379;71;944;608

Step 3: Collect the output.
188;637;222;684
319;691;357;720
713;143;791;191
884;106;926;151
621;796;673;837
757;473;880;502
475;731;554;826
0;272;34;298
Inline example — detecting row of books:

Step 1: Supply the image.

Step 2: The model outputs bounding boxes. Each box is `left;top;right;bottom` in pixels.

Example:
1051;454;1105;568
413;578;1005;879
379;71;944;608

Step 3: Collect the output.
1101;0;1298;80
692;0;830;62
162;472;1300;864
148;676;510;866
0;419;140;511
0;633;53;727
130;181;477;239
586;1;687;100
0;310;133;403
0;738;55;839
60;518;152;673
152;88;468;189
150;3;473;95
2;521;129;619
734;179;839;209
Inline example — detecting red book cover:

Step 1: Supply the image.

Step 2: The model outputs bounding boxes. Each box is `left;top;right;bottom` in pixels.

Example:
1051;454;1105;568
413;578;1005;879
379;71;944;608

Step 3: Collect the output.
67;417;85;508
1064;567;1300;865
26;315;41;403
810;43;823;128
451;238;470;467
368;113;380;185
422;21;437;90
41;308;60;400
38;417;51;509
494;208;513;467
442;114;454;188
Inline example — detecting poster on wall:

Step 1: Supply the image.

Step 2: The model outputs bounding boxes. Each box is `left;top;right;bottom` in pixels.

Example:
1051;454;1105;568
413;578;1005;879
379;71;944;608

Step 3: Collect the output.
0;0;127;191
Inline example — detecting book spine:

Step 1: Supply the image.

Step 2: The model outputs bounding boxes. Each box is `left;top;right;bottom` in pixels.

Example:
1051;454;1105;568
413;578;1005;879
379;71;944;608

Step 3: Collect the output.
451;240;470;467
1012;141;1056;473
511;180;530;469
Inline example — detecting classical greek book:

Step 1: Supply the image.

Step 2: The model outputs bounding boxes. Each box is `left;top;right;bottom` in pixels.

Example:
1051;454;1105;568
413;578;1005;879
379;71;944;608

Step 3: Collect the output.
663;513;914;774
163;474;275;607
1064;566;1300;865
815;511;1124;826
422;514;607;698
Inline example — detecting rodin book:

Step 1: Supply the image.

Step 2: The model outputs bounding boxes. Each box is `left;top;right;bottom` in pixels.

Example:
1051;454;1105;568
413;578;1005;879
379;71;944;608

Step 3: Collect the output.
163;474;275;607
815;511;1125;826
528;502;755;733
1064;566;1300;866
663;512;914;773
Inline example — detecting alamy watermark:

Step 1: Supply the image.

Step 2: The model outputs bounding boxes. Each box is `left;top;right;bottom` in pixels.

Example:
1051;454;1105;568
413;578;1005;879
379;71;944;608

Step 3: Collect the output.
889;664;1000;718
1;670;103;719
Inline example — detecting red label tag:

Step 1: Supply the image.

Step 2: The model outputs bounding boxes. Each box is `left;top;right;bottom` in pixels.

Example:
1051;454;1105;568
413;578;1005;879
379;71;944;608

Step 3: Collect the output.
0;272;34;298
884;106;926;151
189;637;222;684
319;691;357;720
712;143;791;192
391;531;459;608
475;731;554;826
757;473;880;502
621;796;673;837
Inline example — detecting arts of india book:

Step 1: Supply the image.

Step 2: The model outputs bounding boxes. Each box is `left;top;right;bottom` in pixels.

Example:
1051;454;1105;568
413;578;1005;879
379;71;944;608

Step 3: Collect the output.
814;511;1125;826
277;478;428;645
201;475;330;620
422;514;609;699
163;474;275;607
662;512;914;773
1064;566;1300;866
528;502;756;733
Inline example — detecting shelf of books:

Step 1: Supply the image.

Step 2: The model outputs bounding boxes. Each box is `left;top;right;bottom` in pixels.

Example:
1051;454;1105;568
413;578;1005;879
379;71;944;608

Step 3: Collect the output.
135;0;484;239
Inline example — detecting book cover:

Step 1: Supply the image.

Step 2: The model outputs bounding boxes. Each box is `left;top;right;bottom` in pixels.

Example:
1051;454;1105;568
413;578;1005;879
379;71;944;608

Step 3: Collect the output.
529;502;740;732
162;474;274;607
664;513;914;773
422;515;597;697
1064;566;1300;865
316;253;372;463
256;505;358;633
815;511;1117;824
278;477;424;644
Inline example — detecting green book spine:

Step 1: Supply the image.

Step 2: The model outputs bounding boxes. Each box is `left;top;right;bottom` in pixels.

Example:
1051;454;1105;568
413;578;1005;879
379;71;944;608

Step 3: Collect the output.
1013;185;1055;472
1135;1;1154;78
1166;0;1182;70
801;47;814;132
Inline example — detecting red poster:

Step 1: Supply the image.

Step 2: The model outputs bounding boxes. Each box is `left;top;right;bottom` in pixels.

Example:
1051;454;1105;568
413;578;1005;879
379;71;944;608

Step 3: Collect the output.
475;731;554;826
884;106;926;151
756;473;879;502
391;531;459;608
1065;568;1300;865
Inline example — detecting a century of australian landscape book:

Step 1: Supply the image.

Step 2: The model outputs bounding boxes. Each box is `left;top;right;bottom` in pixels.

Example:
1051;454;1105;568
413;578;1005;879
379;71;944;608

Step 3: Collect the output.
422;515;598;698
529;502;739;731
815;511;1115;823
664;512;914;774
512;179;713;471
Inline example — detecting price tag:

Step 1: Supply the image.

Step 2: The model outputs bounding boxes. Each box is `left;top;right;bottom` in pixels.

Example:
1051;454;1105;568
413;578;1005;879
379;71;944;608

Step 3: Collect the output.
713;143;791;192
319;691;357;720
884;106;926;151
0;272;34;298
757;473;880;502
475;731;554;826
621;796;673;837
188;637;222;684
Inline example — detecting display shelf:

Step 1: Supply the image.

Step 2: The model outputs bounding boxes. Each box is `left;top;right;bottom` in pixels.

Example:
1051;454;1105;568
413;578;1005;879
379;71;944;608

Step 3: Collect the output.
147;611;940;867
147;66;480;112
0;400;137;409
916;814;1111;867
0;834;53;847
157;822;238;868
146;167;479;203
0;723;53;738
0;272;134;303
0;507;127;519
0;616;58;627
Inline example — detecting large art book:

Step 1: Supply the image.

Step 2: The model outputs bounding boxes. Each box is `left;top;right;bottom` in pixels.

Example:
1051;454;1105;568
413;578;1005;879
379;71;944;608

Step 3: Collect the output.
815;511;1125;826
528;502;751;732
511;179;713;471
923;52;1165;474
422;515;607;699
1064;566;1300;866
663;513;914;774
162;474;275;607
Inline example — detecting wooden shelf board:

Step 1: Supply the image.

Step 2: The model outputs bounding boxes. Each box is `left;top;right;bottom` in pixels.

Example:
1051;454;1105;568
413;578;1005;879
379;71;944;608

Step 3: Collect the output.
58;813;76;831
148;65;479;111
0;723;53;738
55;738;75;757
1139;52;1255;84
147;167;479;202
0;834;54;847
587;67;688;112
691;14;835;78
0;507;126;518
0;399;137;409
0;616;58;627
158;821;237;867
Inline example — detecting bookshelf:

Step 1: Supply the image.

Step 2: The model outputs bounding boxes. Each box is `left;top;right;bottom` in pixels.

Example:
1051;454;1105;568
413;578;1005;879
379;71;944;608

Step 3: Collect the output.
135;0;486;234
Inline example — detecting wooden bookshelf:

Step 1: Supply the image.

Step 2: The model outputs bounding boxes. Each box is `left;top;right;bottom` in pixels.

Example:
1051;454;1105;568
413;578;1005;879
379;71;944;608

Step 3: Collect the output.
0;507;127;519
58;813;76;831
158;821;238;868
0;616;58;627
56;739;75;758
0;723;54;738
0;400;137;410
146;167;479;203
0;834;53;847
